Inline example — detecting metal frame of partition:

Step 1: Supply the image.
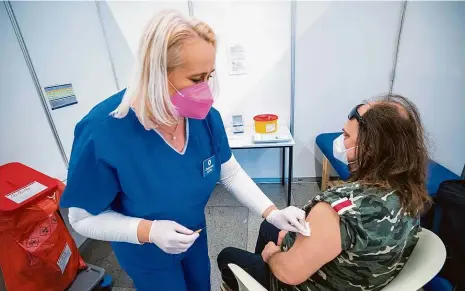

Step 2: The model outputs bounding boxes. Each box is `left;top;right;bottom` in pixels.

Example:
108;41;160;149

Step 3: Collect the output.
95;1;120;91
389;1;408;93
288;0;296;193
188;0;194;17
290;0;296;136
4;1;69;168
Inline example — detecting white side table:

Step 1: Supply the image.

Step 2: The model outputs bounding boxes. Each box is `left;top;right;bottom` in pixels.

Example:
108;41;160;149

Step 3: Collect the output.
226;125;295;206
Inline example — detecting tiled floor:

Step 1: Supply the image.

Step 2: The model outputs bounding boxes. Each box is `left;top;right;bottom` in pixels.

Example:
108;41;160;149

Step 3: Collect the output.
80;182;321;290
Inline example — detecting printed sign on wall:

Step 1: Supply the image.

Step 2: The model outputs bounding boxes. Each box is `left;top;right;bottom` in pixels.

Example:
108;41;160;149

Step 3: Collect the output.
227;44;248;75
44;83;77;110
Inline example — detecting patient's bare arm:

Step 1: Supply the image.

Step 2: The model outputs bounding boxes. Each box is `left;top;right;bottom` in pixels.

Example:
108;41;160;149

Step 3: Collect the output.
267;202;342;285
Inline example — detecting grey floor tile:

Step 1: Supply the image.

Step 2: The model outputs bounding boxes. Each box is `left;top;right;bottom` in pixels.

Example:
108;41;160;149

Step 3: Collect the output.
101;253;134;287
206;206;249;255
207;185;242;207
80;240;134;288
80;239;112;265
208;183;294;208
247;212;263;252
292;182;321;208
206;206;248;291
209;256;222;291
258;184;295;208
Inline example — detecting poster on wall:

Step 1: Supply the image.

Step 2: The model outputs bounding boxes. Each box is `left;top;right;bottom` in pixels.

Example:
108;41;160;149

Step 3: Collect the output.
44;83;77;110
227;44;248;75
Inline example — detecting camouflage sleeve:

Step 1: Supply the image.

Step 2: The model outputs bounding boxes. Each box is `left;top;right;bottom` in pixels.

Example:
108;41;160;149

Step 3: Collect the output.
310;183;369;251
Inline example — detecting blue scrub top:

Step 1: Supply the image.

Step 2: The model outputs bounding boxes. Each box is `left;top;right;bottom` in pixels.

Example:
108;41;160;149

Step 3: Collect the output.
60;90;232;270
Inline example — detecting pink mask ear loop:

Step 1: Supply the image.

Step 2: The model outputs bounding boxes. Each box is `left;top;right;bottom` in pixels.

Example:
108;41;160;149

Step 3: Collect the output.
168;80;184;97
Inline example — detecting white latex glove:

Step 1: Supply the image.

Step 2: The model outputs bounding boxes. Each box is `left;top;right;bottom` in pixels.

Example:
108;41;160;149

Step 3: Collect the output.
149;220;199;254
266;206;311;235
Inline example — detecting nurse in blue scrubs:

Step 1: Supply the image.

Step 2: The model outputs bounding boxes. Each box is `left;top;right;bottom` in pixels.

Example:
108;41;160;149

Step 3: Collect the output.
61;11;308;291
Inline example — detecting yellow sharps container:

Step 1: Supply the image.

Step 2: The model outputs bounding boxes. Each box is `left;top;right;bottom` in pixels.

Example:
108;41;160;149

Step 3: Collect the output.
253;114;278;133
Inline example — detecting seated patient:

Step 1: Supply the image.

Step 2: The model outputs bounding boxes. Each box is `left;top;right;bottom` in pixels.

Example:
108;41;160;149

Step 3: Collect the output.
217;95;431;291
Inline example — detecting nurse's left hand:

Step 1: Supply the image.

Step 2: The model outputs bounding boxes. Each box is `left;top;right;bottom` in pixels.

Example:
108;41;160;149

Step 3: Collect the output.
266;206;309;234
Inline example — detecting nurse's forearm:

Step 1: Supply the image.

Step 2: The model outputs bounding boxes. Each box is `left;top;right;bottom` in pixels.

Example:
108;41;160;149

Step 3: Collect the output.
137;219;152;243
263;205;279;218
220;155;275;216
68;207;143;244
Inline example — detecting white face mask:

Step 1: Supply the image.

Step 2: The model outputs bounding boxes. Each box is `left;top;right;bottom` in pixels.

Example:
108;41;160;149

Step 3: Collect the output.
333;134;357;165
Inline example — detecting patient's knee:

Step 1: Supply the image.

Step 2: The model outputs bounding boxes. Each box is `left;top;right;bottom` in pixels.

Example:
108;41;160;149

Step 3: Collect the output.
217;247;237;269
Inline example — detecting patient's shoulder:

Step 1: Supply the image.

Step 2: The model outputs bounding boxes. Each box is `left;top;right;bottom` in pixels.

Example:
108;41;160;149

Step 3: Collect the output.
307;183;417;248
309;182;402;215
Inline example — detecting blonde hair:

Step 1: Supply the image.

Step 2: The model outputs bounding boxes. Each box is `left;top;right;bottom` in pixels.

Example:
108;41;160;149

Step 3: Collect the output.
110;10;217;128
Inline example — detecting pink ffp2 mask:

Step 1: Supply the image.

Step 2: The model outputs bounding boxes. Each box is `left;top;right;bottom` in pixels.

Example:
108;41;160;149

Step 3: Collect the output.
171;82;214;120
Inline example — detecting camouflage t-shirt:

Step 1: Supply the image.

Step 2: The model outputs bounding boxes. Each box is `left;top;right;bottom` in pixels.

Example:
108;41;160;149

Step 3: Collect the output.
270;182;420;291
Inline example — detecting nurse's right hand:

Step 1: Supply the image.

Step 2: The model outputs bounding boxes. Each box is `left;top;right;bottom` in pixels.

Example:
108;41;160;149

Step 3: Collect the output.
148;220;199;254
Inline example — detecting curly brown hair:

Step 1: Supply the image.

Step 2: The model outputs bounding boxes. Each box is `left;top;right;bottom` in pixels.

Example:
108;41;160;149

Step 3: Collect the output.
349;94;431;215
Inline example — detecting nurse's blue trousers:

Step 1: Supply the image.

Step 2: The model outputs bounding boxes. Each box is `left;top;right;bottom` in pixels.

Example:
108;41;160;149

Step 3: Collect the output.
125;231;210;291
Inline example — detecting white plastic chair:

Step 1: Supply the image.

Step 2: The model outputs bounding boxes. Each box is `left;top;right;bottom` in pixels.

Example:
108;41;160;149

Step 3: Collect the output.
227;264;267;291
227;228;446;291
381;228;446;291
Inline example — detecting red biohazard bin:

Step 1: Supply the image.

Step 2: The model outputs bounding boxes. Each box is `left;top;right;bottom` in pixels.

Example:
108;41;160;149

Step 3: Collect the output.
0;162;86;291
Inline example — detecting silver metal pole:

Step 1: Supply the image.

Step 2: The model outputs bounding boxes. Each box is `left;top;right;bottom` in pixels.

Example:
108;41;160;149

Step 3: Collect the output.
290;0;296;135
95;1;120;91
188;0;194;17
4;1;69;167
389;1;408;94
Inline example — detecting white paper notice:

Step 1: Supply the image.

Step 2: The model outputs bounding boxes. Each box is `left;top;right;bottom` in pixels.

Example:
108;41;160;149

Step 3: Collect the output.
227;44;248;75
5;181;47;204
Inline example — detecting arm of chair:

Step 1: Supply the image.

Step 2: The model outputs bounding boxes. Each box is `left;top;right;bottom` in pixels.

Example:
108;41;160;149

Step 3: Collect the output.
228;264;268;291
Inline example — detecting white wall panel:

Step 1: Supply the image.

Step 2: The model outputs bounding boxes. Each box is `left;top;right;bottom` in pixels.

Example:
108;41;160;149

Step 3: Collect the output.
193;1;291;127
393;1;465;175
193;1;291;179
99;1;189;88
0;4;67;179
293;1;401;177
11;1;118;160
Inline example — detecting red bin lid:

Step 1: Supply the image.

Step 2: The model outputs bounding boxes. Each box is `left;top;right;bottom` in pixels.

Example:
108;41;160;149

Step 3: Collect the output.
0;162;58;212
253;114;278;122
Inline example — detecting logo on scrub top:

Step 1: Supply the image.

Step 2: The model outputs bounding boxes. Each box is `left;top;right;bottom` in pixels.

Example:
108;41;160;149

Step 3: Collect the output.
203;155;216;177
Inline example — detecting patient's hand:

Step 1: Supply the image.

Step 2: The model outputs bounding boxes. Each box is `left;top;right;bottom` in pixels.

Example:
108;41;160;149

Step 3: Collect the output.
262;242;281;263
277;230;288;246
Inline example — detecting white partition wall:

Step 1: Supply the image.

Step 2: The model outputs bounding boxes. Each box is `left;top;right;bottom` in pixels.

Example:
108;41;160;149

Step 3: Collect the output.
0;4;67;179
192;1;291;126
193;1;292;179
98;1;190;88
293;1;403;178
11;1;119;160
392;1;465;175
